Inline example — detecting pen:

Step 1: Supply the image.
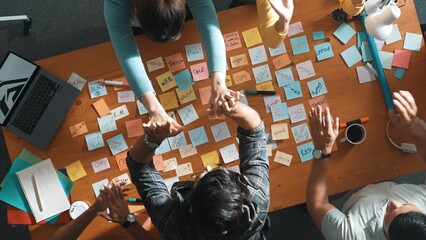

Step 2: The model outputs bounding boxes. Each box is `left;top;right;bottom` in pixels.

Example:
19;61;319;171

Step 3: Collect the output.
128;198;143;203
339;117;370;128
98;79;129;87
245;90;276;95
32;174;44;211
365;62;378;78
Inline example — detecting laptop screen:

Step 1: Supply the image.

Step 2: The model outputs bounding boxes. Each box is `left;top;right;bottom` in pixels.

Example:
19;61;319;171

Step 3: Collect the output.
0;52;37;124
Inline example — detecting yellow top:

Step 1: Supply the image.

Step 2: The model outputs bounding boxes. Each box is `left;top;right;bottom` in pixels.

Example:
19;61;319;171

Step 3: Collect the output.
340;0;365;16
257;0;288;48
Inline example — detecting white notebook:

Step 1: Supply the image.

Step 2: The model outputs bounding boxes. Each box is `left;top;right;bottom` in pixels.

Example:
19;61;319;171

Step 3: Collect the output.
16;159;70;222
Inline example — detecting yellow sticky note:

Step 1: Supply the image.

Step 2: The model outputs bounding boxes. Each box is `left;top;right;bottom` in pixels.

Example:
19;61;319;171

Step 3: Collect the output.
69;121;88;137
65;160;87;182
176;86;197;105
272;54;292;69
232;70;252;85
92;98;110;117
271;123;289;140
159;91;179;110
225;75;232;87
156;71;177;92
256;81;275;91
242;27;263;48
201;151;221;168
274;151;292;166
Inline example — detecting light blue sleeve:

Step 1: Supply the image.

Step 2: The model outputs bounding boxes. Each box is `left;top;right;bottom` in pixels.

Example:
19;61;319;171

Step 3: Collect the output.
322;209;359;240
188;0;226;75
104;0;154;100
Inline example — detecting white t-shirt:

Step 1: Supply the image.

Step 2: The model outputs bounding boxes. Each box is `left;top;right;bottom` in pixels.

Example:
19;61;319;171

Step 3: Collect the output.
322;181;426;240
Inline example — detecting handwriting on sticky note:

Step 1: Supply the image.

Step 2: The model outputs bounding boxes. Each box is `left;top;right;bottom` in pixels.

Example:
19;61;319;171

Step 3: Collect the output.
309;95;329;110
92;179;109;197
219;144;239;164
271;123;289;140
288;103;307;124
69;121;88;137
210;122;231;142
85;132;105;151
198;86;211;105
296;60;315;80
91;157;111;173
146;57;165;72
177;104;199;125
268;41;286;57
156;71;177;92
274;151;292;166
114;173;131;186
117;91;135;103
314;42;334;61
137;100;149;115
188;126;208;147
290;35;310;55
115;152;128;171
242;27;262;48
165;53;186;73
190;62;209;81
288;21;304;37
93;98;110;117
275;67;294;87
97;115;117;134
125;119;144;138
248;45;268;65
272;54;292;70
263;95;281;113
67;72;87;91
163;157;178;172
201;151;221;168
252;64;272;84
256;81;274;91
179;144;198;158
107;134;128;155
232;70;252;85
153;155;165;171
224;31;242;51
176;162;193;177
159;91;179;110
185;43;204;62
168;131;187;150
174;69;194;90
176;86;196;105
88;80;108;98
307;77;328;98
271;102;289;122
65;160;87;182
284;81;303;100
291;123;312;144
297;141;314;162
230;53;249;68
110;104;129;121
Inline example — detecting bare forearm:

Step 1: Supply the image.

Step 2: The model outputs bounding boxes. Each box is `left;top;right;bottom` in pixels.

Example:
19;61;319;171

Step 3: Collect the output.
126;221;155;240
227;103;261;131
306;159;330;228
49;206;97;240
140;92;163;114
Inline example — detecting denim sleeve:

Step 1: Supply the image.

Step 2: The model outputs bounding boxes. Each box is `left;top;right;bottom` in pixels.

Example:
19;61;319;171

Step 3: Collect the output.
237;122;269;195
126;155;176;237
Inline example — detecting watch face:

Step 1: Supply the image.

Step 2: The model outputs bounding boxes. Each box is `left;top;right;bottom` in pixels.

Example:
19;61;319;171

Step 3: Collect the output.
313;149;322;159
127;214;136;223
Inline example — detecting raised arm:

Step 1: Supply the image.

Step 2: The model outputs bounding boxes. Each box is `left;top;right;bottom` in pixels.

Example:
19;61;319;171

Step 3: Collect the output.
306;106;339;229
389;90;426;163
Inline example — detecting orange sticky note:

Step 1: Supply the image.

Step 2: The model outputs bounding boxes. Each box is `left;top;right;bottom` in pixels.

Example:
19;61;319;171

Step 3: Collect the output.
232;70;252;85
225;75;232;87
153;155;165;171
115;152;128;171
125;119;144;138
165;53;186;73
156;71;177;92
272;54;292;69
256;81;275;91
392;49;411;69
271;123;289;140
176;86;197;105
190;62;209;82
198;86;211;105
230;53;249;68
308;95;329;110
69;121;88;137
92;98;110;117
201;151;221;168
159;91;179;110
242;27;263;48
224;31;242;51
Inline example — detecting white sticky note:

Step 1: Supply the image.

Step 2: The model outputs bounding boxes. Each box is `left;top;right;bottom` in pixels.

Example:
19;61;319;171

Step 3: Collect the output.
176;162;193;177
92;179;109;197
117;91;135;103
97;114;117;134
268;41;287;56
110;104;130;121
146;57;165;72
67;72;87;91
288;103;307;124
288;21;304;37
179;144;198;158
385;24;402;45
295;60;315;80
91;157;111;173
378;51;394;70
274;151;292;166
114;173;131;186
219;144;239;164
88;80;108;98
356;66;376;83
163;158;178;172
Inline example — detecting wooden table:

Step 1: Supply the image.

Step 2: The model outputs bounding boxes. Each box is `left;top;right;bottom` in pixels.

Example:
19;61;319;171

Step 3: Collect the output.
3;1;425;239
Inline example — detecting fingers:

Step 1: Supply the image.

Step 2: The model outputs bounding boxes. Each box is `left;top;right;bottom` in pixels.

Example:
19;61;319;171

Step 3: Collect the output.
394;91;417;117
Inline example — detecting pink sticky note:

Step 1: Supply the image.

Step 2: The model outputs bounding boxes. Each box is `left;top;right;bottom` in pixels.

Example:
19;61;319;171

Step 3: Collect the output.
165;53;186;73
190;62;209;81
198;86;211;105
392;49;411;69
125;119;144;138
224;31;243;51
153;155;165;171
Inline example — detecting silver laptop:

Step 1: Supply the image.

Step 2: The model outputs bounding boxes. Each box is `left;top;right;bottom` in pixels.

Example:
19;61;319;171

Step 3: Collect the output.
0;51;79;150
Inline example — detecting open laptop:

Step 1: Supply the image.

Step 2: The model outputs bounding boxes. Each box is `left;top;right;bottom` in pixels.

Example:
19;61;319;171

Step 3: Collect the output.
0;51;79;150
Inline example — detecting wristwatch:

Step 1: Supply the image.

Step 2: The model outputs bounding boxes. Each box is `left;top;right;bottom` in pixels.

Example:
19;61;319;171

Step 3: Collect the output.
313;149;331;160
122;213;136;228
144;134;160;149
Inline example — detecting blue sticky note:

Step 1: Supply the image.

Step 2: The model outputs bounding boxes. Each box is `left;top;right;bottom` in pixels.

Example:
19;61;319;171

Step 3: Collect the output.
284;81;303;100
297;141;314;162
85;132;105;151
248;45;268;65
403;32;422;52
211;122;231;142
155;140;171;154
252;64;272;84
340;45;362;67
290;35;310;55
361;42;373;62
314;42;334;61
357;32;367;49
271;102;289;122
174;69;194;90
313;31;324;41
177;104;199;125
185;43;204;62
394;68;406;80
107;133;128;155
378;51;393;70
168;131;187;150
275;67;294;87
188;126;209;147
333;22;356;44
307;77;328;98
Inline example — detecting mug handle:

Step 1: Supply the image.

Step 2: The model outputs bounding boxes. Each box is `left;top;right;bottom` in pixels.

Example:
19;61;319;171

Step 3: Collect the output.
339;137;347;143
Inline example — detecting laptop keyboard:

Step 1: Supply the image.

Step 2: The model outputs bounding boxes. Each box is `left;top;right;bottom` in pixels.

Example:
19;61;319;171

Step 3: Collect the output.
11;75;60;135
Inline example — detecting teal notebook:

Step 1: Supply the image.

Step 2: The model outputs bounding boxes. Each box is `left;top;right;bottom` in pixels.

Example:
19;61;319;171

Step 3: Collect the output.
0;150;73;224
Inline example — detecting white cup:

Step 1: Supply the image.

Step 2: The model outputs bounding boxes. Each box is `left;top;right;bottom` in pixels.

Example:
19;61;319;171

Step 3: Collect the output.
69;201;89;220
339;123;366;144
